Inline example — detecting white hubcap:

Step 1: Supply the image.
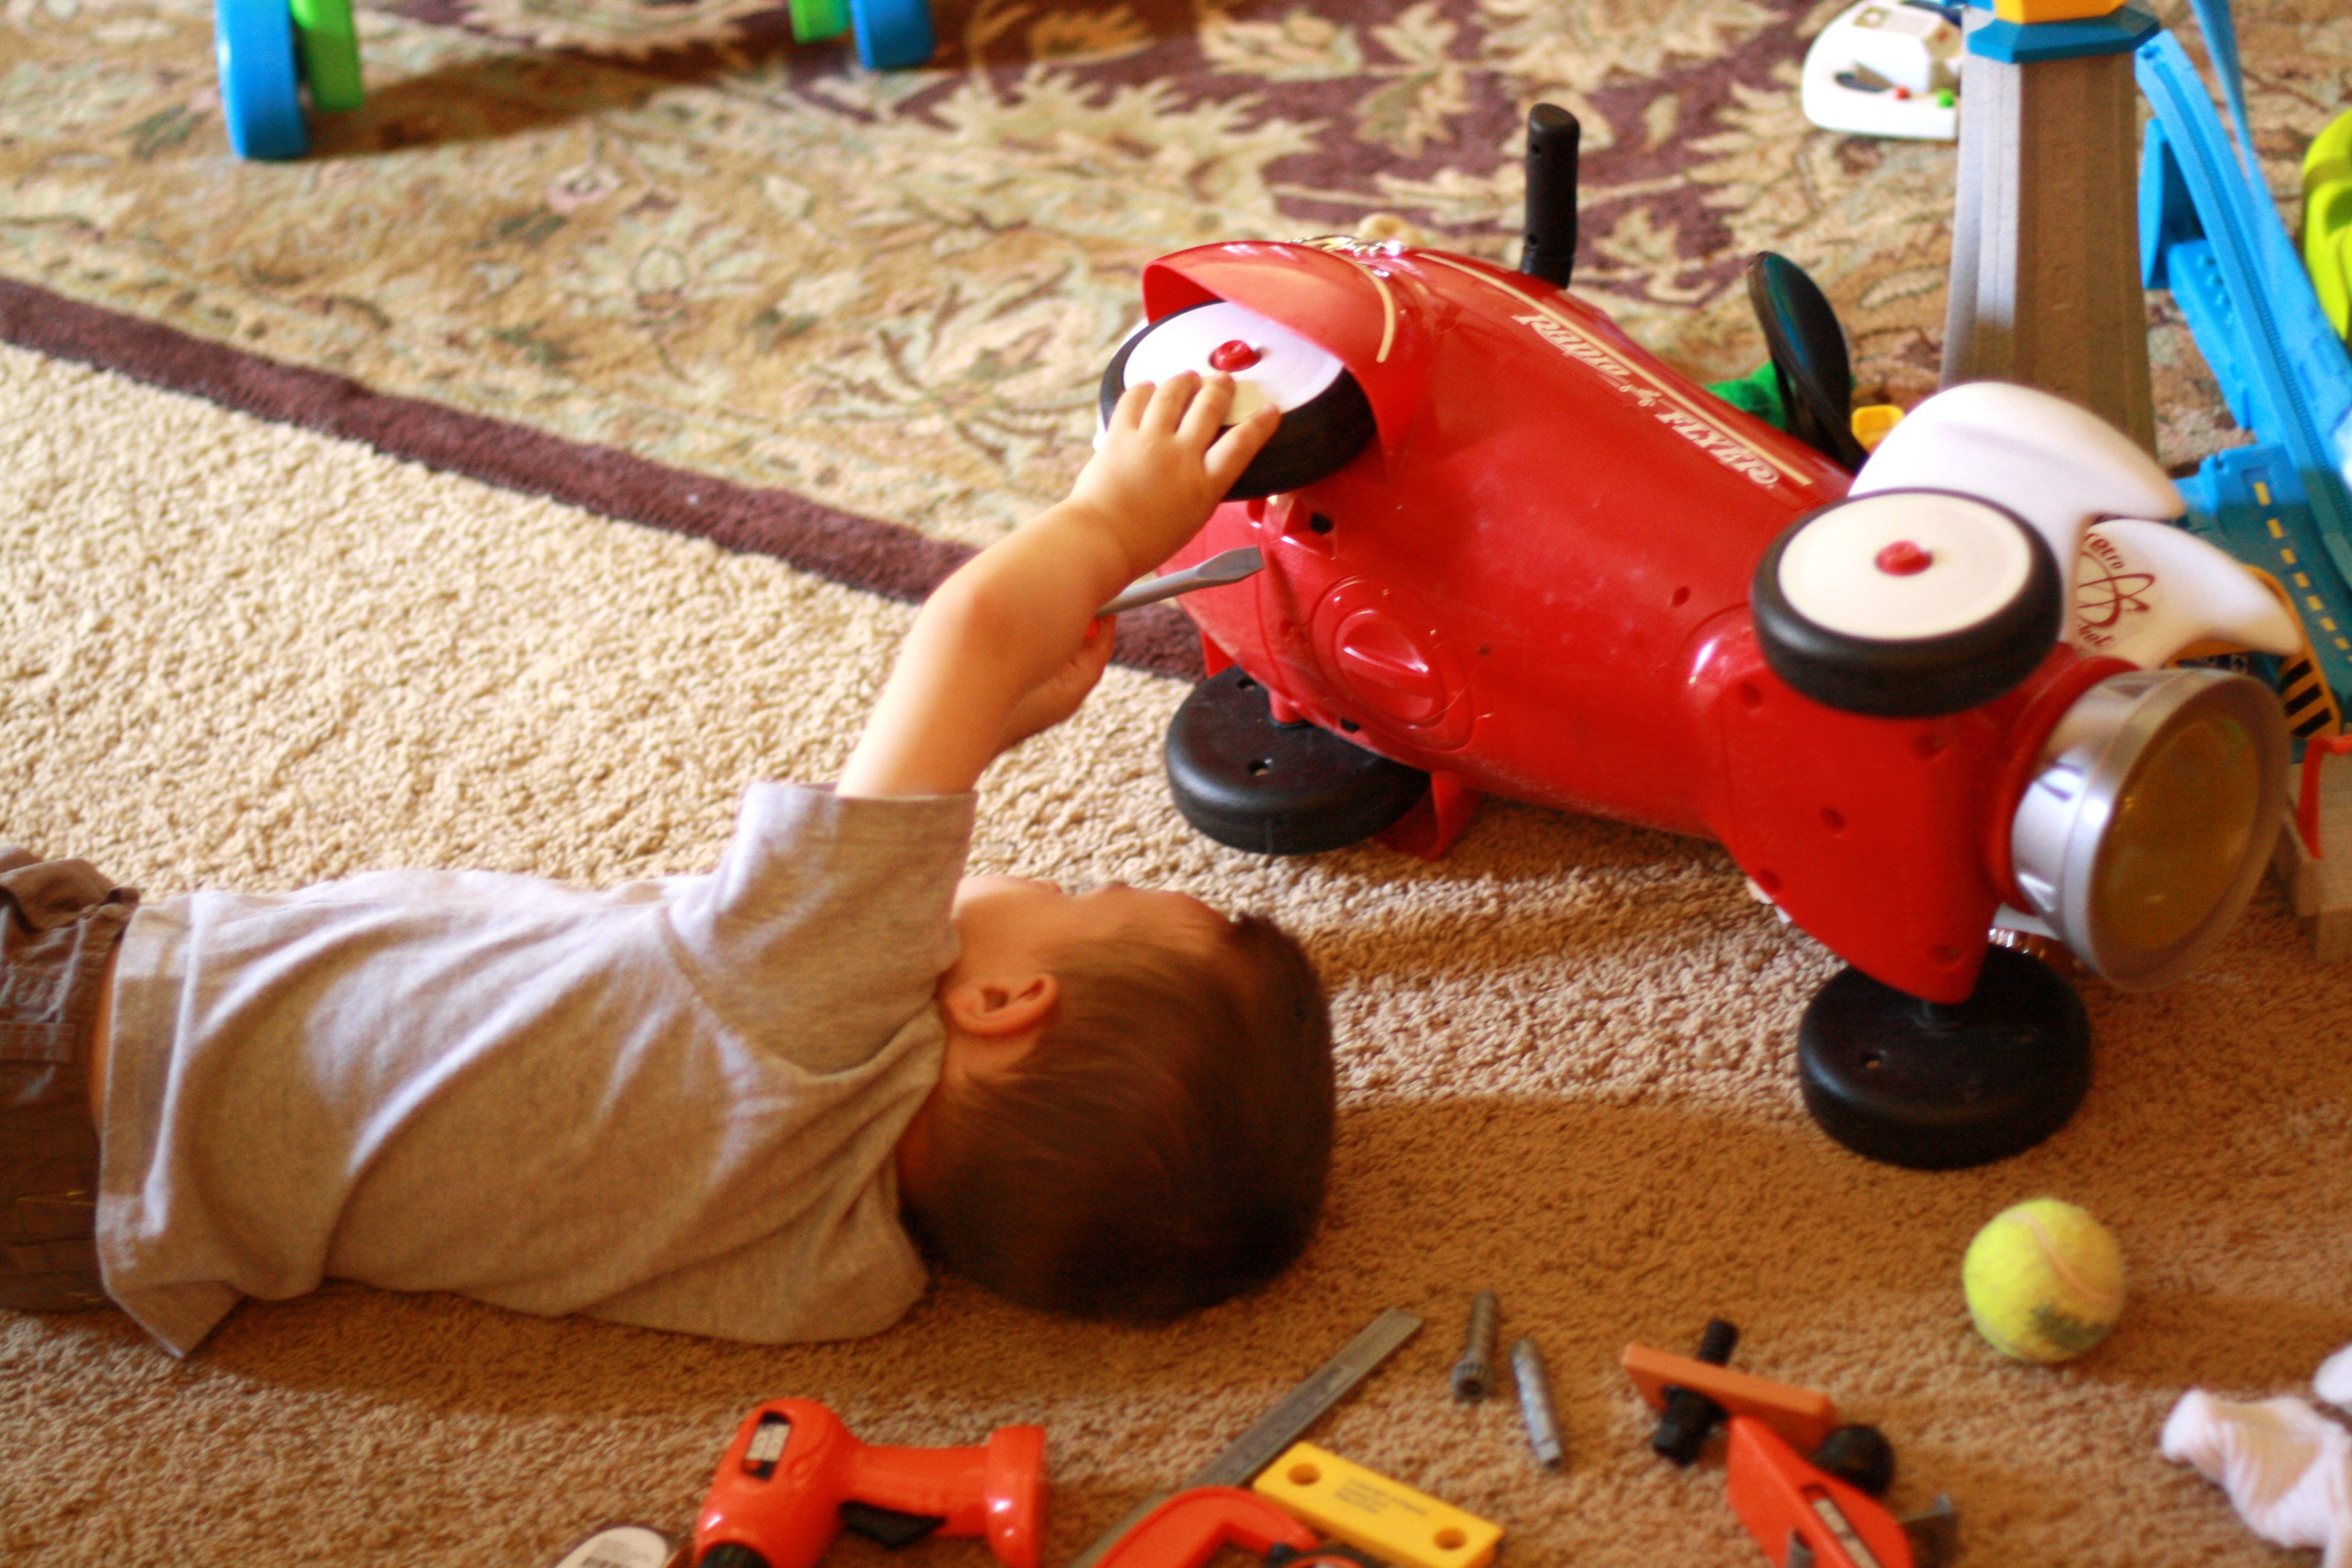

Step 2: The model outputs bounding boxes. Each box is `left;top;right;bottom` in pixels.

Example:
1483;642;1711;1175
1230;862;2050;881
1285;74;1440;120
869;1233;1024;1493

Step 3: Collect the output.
1779;491;2034;641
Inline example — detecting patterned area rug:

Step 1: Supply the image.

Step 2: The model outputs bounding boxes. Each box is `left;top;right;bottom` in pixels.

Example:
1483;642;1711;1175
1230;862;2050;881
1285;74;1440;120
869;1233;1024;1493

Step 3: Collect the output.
5;0;2348;561
5;5;2352;1567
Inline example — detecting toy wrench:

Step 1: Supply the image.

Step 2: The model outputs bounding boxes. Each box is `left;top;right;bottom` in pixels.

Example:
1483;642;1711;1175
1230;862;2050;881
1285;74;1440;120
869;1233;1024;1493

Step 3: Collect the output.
1725;1417;1956;1568
1100;547;1263;616
1087;1486;1319;1568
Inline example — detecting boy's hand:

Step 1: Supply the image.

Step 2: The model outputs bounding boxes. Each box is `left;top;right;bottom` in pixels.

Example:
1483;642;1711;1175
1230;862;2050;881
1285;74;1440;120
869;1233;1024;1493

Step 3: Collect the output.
1069;371;1282;578
996;615;1117;753
837;365;1281;800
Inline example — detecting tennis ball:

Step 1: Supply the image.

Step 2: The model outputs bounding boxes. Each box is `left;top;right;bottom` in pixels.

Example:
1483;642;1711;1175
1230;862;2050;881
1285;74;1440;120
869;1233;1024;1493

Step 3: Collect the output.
1962;1198;2125;1363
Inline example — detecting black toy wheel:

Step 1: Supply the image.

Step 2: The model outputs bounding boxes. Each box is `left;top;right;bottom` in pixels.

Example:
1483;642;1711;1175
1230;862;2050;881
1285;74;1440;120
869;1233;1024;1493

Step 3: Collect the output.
1751;488;2063;717
1102;301;1376;500
1797;946;2091;1171
1809;1425;1896;1497
1165;667;1429;855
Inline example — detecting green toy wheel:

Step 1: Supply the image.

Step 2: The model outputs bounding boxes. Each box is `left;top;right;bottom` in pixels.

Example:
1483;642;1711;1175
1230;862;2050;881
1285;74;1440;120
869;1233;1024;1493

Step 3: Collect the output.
789;0;849;42
2305;109;2352;340
291;0;363;113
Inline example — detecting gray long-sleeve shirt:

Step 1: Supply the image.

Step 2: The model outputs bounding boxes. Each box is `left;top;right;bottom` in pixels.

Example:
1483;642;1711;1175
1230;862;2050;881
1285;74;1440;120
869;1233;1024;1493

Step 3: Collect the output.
96;784;973;1356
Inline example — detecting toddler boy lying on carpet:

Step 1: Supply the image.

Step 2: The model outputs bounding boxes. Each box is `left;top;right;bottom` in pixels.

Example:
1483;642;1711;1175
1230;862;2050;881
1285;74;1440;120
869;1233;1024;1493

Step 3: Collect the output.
0;371;1334;1356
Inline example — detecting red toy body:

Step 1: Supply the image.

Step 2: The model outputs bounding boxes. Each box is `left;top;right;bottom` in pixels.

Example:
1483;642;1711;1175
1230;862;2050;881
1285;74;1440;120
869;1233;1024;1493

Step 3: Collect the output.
1122;108;2288;1172
691;1399;1044;1568
1145;238;2117;1002
1725;1415;1915;1568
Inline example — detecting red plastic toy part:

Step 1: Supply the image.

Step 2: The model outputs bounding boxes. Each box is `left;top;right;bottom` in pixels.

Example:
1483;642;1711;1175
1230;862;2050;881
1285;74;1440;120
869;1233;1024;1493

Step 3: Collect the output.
1723;1415;1914;1568
1089;1487;1322;1568
690;1399;1045;1568
1139;237;2155;1004
1621;1344;1840;1456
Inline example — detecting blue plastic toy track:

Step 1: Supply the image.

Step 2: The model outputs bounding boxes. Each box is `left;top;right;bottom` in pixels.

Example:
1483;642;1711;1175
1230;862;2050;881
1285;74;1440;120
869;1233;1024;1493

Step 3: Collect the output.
2138;25;2352;727
216;0;308;160
849;0;933;70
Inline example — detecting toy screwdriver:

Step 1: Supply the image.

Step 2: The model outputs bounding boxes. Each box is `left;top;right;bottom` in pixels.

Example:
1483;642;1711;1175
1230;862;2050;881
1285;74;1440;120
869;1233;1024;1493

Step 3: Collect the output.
1099;547;1263;615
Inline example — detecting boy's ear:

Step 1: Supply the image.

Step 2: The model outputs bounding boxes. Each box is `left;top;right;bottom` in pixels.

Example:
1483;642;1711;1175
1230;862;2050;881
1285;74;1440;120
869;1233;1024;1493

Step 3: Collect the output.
941;970;1059;1037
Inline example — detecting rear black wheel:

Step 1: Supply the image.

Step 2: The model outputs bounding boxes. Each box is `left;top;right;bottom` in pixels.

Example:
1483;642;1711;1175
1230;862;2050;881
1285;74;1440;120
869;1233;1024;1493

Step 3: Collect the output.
1165;667;1428;855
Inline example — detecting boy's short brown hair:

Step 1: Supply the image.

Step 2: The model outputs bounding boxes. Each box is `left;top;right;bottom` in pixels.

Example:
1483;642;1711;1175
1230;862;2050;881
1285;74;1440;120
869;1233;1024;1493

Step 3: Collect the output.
904;913;1333;1322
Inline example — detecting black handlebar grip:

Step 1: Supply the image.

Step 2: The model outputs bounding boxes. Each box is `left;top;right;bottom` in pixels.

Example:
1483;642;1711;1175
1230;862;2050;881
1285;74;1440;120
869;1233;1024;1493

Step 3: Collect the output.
1520;103;1581;289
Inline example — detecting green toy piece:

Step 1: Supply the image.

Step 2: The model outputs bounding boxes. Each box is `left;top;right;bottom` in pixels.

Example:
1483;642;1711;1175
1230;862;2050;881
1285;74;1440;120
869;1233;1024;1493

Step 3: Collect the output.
789;0;850;42
2307;108;2352;342
1707;361;1789;431
290;0;364;113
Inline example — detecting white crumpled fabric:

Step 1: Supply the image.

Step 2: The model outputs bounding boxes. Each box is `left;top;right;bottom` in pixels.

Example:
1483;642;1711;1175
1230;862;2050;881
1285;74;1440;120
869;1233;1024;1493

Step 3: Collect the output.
2162;1347;2352;1568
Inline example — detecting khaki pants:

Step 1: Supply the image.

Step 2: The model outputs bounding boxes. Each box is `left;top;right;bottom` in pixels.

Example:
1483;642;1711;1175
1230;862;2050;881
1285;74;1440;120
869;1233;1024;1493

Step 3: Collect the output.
1;849;136;1312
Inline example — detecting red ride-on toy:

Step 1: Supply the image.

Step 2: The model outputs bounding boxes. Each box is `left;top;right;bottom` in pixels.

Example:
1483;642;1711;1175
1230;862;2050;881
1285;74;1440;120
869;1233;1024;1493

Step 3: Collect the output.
1109;106;2292;1170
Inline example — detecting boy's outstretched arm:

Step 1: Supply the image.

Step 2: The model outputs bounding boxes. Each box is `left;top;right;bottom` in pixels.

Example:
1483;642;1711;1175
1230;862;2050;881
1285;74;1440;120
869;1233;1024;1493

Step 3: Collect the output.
837;371;1279;799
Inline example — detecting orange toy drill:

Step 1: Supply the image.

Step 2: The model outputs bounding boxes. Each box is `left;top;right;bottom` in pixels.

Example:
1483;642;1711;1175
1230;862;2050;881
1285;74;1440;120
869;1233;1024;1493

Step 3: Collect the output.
691;1399;1046;1568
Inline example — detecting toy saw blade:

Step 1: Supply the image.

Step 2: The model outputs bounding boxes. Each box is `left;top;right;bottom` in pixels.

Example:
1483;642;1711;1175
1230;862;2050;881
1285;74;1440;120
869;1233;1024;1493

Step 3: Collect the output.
1066;1307;1423;1568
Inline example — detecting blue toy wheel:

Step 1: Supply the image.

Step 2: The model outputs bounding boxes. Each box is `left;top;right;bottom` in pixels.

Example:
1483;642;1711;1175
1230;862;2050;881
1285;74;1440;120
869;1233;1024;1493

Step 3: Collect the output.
216;0;309;159
848;0;933;69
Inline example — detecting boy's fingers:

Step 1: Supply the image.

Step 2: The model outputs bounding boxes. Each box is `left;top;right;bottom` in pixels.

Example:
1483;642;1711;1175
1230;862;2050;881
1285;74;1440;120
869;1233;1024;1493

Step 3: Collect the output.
1203;403;1282;490
1082;624;1116;672
1110;380;1155;432
1143;370;1202;434
1177;373;1239;448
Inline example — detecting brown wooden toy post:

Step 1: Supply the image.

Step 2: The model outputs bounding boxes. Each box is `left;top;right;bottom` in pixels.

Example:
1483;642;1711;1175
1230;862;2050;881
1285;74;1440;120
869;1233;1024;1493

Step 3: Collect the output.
1942;0;2162;456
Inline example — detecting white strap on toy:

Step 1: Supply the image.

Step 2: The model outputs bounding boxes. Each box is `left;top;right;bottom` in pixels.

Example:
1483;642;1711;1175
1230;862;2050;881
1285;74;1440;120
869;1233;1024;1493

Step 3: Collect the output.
2074;518;2301;667
1854;382;2298;667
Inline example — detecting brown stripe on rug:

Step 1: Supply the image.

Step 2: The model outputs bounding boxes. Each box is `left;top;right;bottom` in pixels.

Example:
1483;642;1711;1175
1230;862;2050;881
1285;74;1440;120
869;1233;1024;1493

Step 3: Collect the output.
0;276;1204;681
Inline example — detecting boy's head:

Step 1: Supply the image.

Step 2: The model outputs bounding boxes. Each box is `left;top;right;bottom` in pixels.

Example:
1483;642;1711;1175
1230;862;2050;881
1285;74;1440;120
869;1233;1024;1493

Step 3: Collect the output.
897;876;1334;1323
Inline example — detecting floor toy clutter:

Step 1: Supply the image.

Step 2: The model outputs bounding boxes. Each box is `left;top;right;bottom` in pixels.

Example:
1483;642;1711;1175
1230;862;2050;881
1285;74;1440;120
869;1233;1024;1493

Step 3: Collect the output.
2164;1348;2352;1565
1624;1330;1961;1568
1800;0;1962;142
215;0;348;160
1110;106;2295;1172
1960;1198;2126;1364
1063;1311;1426;1566
2135;21;2352;959
1941;0;2161;458
211;0;935;160
1252;1444;1503;1568
690;1399;1045;1568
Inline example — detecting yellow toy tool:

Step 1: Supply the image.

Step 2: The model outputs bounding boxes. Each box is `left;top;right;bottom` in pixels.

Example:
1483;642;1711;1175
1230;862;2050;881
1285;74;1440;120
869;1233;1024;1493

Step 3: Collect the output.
1250;1444;1500;1568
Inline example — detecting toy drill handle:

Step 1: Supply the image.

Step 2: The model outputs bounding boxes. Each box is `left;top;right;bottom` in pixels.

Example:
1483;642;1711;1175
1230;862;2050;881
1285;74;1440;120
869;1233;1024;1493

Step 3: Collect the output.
691;1399;1045;1568
847;1424;1047;1566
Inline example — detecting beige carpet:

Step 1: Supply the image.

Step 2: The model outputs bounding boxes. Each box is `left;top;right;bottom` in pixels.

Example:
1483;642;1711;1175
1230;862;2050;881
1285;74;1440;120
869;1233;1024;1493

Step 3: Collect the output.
7;338;2352;1566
